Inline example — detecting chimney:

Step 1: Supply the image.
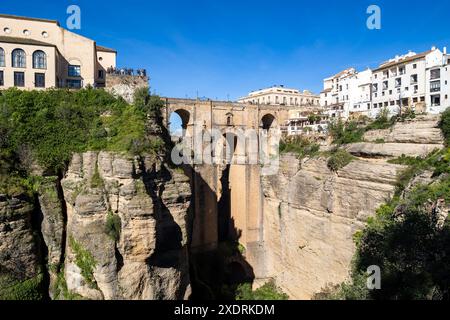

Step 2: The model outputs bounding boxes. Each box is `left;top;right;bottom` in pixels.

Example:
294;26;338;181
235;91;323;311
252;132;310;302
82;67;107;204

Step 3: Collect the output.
432;46;437;51
444;47;447;55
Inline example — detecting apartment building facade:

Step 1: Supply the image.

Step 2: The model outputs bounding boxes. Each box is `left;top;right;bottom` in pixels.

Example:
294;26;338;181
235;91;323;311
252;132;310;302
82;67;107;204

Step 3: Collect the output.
239;85;320;107
321;47;450;119
0;14;116;90
320;68;372;119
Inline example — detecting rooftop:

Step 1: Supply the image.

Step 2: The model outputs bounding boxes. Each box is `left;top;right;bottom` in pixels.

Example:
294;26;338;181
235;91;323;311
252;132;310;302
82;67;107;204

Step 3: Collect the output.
373;50;433;72
96;45;117;53
0;13;60;26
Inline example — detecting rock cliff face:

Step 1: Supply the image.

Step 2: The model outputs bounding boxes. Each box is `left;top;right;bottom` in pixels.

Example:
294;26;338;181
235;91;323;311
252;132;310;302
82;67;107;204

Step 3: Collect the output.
0;195;41;284
57;151;191;300
0;151;192;300
260;115;445;299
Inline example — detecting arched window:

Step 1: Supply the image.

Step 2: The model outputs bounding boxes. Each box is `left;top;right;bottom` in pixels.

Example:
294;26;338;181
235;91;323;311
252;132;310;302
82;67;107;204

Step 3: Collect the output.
0;48;4;67
12;49;26;68
33;50;46;69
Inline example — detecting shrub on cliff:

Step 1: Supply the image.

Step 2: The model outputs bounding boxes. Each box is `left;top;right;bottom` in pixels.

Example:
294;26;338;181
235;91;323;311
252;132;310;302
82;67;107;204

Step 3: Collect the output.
327;149;355;172
236;280;289;300
0;88;164;176
329;119;364;145
331;152;450;300
279;136;320;159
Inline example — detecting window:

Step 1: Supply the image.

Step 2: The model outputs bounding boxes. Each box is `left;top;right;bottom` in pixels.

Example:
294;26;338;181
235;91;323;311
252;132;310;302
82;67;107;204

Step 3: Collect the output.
430;69;441;80
68;65;81;77
98;70;104;79
33;51;47;69
0;47;4;67
413;98;418;103
12;49;26;68
66;79;82;89
372;84;378;92
42;31;49;38
430;80;441;92
413;64;417;69
399;66;406;75
383;81;388;90
411;74;418;84
390;68;397;77
14;71;25;87
431;94;441;106
395;78;402;88
35;73;45;88
0;71;3;86
390;101;395;106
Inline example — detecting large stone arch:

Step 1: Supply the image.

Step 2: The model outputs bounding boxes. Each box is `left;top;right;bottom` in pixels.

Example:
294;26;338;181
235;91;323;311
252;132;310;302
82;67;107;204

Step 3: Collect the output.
172;108;191;130
260;113;278;130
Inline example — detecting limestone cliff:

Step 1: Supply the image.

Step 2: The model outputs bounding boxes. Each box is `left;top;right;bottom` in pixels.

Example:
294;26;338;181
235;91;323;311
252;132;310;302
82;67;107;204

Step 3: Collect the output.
58;151;191;300
259;115;445;299
0;150;192;300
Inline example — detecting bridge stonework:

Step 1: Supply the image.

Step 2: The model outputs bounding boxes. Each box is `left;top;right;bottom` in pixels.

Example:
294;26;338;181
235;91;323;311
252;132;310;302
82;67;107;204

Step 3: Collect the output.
162;98;303;278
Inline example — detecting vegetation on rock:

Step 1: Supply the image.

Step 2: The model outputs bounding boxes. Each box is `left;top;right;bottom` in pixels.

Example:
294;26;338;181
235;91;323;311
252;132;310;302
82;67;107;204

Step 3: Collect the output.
105;211;122;242
0;273;44;300
279;136;320;159
320;112;450;300
236;280;289;300
69;236;97;288
327;148;355;172
0;87;165;196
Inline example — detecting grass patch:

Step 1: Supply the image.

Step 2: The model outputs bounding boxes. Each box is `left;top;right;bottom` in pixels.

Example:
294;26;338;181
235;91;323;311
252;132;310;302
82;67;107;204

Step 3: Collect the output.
69;236;97;288
0;273;44;300
53;265;84;300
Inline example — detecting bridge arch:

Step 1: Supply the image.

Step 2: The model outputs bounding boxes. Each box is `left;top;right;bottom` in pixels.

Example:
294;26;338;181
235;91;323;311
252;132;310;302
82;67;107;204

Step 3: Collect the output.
260;113;278;130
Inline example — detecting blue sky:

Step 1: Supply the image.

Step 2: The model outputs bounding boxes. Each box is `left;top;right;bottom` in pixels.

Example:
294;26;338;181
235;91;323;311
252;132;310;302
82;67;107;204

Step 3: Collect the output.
2;0;450;100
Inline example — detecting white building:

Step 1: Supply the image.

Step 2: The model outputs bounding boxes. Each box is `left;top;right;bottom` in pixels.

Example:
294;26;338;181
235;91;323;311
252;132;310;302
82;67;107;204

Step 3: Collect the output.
371;47;450;117
322;46;450;120
239;85;320;107
320;68;373;119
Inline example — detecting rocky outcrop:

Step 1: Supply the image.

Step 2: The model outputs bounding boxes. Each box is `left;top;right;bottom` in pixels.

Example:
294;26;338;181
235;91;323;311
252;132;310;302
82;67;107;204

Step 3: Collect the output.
260;156;405;299
347;115;444;158
0;194;44;299
105;74;149;103
363;115;444;145
346;142;442;158
59;151;191;300
258;116;447;300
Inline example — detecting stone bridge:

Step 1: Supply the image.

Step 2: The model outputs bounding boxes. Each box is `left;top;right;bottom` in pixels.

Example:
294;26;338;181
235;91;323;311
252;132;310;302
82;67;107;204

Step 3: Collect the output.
161;98;305;275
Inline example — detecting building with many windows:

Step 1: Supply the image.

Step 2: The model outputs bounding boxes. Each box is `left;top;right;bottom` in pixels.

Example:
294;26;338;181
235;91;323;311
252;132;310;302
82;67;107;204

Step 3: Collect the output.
238;85;320;107
0;14;116;90
321;46;450;119
320;68;372;119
